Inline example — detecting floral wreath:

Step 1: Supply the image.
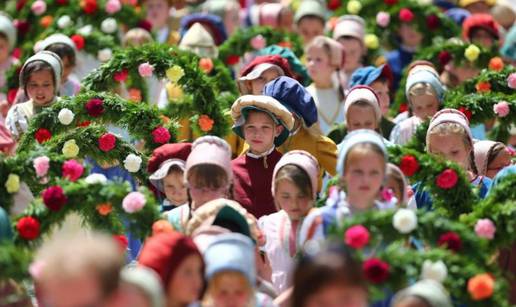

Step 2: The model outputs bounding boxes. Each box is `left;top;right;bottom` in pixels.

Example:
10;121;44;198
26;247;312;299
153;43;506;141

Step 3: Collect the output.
445;65;516;141
81;44;232;137
0;242;32;281
217;26;304;66
390;41;499;116
329;0;459;49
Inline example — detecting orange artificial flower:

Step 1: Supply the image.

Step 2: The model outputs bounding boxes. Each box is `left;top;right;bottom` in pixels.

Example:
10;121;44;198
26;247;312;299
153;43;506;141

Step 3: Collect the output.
152;220;174;236
96;203;113;216
277;41;292;49
128;88;142;102
198;115;214;132
160;115;171;124
40;16;53;28
488;57;504;72
468;273;495;300
199;58;214;74
475;81;491;93
327;17;339;31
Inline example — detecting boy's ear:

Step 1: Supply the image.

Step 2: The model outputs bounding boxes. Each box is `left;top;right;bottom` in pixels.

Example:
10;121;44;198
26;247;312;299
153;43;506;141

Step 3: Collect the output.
275;125;284;137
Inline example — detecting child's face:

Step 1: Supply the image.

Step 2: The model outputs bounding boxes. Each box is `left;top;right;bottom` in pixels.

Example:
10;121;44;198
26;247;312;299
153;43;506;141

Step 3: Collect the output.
486;148;512;178
224;6;240;36
188;183;227;209
243;111;282;155
168;254;204;305
145;0;170;29
163;171;188;205
343;151;385;206
337;37;363;72
297;17;325;45
249;68;281;95
428;133;471;170
275;179;313;221
27;70;55;106
307;46;335;84
305;283;368;307
471;28;495;48
61;56;74;81
398;23;423;48
346;105;377;132
119;283;153;307
0;37;9;64
393;296;432;307
211;273;252;307
370;80;390;116
410;95;439;120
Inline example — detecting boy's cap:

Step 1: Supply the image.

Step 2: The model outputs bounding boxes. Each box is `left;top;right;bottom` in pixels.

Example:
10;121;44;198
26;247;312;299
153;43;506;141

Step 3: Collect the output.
349;64;393;88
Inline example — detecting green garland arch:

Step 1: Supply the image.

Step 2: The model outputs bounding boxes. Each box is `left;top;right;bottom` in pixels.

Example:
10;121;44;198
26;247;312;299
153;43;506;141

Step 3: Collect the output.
81;44;232;137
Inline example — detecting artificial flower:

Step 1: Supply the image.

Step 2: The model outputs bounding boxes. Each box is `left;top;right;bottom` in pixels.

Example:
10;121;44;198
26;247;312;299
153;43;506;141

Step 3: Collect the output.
384;0;398;5
62;160;84;182
62;139;80;158
122;191;146;213
426;14;440;30
364;34;379;49
33;156;50;177
226;55;240;65
40;16;53;28
392;208;417;234
475;81;491;93
327;0;341;10
101;18;118;34
493;101;510;117
166;65;185;83
381;187;394;202
77;120;91;127
167;83;184;100
85;173;108;185
128;88;142;102
399;155;419;177
198;115;214;132
251;35;266;50
438;231;462;252
78;25;93;37
464;44;480;62
421;260;447;283
105;0;122;14
14;20;30;37
113;69;129;82
58;108;75;125
474;219;496;240
96;203;113;216
438;51;452;66
70;34;85;50
31;0;46;16
376;12;390;27
138;62;154;78
508;73;516;89
468;274;495;300
7;88;18;104
81;0;98;14
137;20;152;32
113;234;128;251
98;133;116;152
199;58;214;74
458;107;472;121
344;225;370;249
436;169;458;189
85;98;104;117
418;0;432;5
5;174;20;193
152;126;171;144
35;128;52;144
42;186;68;211
152;220;174;235
16;217;40;240
347;0;362;14
488;57;504;71
124;154;142;173
399;8;414;22
57;15;73;29
97;48;112;62
363;258;390;284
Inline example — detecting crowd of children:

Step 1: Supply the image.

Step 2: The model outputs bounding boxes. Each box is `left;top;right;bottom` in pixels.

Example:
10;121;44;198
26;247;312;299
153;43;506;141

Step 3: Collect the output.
0;0;515;306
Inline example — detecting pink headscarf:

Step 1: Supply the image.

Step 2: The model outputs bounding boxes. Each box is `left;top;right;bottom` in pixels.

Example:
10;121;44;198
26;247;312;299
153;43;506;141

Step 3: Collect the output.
272;150;320;200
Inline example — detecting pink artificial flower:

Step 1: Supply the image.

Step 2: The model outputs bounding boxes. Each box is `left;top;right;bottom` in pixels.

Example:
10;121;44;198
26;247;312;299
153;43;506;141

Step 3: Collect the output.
33;156;50;177
122;192;146;213
251;35;266;50
344;225;370;249
138;62;154;78
31;0;47;15
62;160;84;182
508;73;516;89
105;0;122;14
475;218;496;240
376;12;390;27
381;187;394;202
152;126;171;144
506;147;516;157
493;101;510;117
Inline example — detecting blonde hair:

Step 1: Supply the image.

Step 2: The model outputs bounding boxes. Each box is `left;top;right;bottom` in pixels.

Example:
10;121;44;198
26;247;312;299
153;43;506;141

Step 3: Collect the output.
408;82;438;104
123;28;153;47
305;37;340;69
204;271;254;307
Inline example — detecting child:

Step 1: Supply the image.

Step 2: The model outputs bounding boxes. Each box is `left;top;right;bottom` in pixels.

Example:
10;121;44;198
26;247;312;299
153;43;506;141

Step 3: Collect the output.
327;85;383;144
231;95;295;218
138;232;205;307
5;51;62;140
474;140;513;179
462;13;500;48
203;233;274;307
123;28;154;47
385;163;409;207
332;16;366;89
147;143;192;212
392;279;453;307
0;14;18;105
166;136;233;232
390;66;444;145
237;55;293;95
247;2;294;32
300;129;392;242
143;0;180;44
259;150;319;294
294;0;327;45
349;64;395;138
180;13;228;47
291;244;368;307
414;109;492;210
305;36;345;135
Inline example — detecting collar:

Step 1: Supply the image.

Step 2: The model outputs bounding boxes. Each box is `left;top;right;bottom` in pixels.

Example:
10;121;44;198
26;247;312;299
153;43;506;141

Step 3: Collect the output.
246;146;275;159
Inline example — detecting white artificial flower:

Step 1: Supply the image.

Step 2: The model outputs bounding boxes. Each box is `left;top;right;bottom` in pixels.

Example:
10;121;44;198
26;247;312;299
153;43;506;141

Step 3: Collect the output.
124;154;142;173
97;48;113;62
57;15;73;29
57;108;75;125
85;173;108;185
101;18;118;34
421;260;448;283
78;25;93;37
392;208;418;233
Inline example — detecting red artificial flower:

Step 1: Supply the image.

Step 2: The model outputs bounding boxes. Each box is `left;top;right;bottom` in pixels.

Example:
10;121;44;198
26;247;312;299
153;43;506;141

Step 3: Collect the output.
468;273;495;301
438;231;462;252
7;88;18;104
426;14;440;30
475;81;491;93
62;160;85;182
152;126;171;144
16;0;27;11
113;69;129;82
384;0;398;5
35;128;52;144
113;234;128;251
85;98;104;117
363;258;390;284
98;133;116;152
226;55;240;65
344;225;370;249
137;20;152;32
327;0;341;10
42;186;68;212
71;34;85;50
77;120;91;127
56;0;68;5
399;8;415;23
11;47;21;60
436;168;458;189
399;102;408;113
399;155;420;177
488;57;504;72
438;51;452;67
198;115;214;132
16;216;40;240
199;58;214;74
14;20;30;37
458;107;472;121
80;0;98;14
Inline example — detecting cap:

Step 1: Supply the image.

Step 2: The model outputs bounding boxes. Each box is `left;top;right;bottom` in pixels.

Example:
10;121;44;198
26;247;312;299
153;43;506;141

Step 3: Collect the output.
185;136;232;182
294;0;327;24
349;64;393;88
36;33;76;53
272;150;320;200
332;15;365;42
20;51;63;95
344;85;382;122
474;140;502;176
426;109;473;150
337;129;387;176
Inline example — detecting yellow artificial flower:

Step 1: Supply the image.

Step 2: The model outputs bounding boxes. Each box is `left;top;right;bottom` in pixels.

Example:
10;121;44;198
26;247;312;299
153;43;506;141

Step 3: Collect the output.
5;174;20;193
166;65;185;83
464;44;481;62
166;83;184;101
347;0;362;14
365;34;380;49
62;139;80;158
